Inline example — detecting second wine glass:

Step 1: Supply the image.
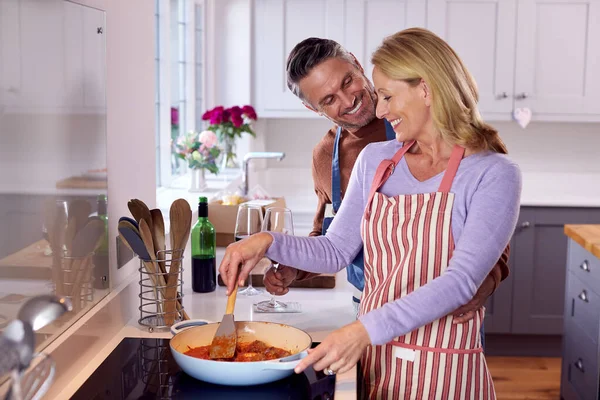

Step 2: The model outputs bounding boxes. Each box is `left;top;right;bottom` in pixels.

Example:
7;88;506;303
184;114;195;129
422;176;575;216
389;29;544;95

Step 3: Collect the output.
255;207;294;312
235;204;265;296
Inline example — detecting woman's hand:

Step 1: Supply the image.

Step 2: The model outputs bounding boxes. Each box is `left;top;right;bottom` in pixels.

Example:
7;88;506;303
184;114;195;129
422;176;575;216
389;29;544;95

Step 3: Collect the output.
219;232;274;295
294;320;371;376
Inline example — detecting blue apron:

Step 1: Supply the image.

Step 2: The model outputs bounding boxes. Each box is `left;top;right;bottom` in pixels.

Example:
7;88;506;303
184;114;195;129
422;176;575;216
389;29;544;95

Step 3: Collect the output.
321;120;396;301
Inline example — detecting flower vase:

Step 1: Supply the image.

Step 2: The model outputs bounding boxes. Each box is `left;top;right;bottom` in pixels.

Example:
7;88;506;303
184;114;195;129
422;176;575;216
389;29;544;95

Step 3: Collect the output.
221;137;239;170
189;168;207;192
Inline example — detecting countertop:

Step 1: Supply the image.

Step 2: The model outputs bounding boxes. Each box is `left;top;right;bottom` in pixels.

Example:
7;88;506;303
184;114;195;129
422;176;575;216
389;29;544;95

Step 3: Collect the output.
564;224;600;259
13;246;358;399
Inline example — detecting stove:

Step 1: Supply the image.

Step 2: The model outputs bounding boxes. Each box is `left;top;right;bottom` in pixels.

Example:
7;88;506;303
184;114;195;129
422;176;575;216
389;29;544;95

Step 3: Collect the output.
71;338;336;400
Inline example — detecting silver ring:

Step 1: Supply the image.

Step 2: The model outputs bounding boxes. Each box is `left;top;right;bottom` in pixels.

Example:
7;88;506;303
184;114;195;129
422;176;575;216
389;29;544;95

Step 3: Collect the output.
325;367;335;376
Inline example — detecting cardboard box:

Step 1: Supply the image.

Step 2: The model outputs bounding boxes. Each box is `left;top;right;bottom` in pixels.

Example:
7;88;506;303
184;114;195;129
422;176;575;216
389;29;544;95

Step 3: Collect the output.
208;197;286;247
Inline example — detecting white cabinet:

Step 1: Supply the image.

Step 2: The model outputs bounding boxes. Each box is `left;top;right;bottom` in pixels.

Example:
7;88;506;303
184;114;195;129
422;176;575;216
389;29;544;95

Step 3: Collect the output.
0;0;105;114
514;0;600;119
253;0;426;116
428;0;600;121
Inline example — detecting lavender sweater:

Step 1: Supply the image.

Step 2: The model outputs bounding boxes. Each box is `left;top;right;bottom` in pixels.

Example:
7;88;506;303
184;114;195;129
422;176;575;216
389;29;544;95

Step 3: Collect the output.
266;140;522;346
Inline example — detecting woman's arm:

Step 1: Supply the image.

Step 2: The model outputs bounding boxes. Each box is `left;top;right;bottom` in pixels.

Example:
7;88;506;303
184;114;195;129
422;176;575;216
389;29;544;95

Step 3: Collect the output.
359;160;522;345
264;148;370;274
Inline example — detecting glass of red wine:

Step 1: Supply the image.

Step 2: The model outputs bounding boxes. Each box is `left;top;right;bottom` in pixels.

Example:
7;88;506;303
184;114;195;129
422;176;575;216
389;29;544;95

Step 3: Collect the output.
234;204;265;296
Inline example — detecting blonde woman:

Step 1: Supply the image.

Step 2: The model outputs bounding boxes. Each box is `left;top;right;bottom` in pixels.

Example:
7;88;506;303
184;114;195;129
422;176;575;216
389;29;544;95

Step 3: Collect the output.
219;28;521;399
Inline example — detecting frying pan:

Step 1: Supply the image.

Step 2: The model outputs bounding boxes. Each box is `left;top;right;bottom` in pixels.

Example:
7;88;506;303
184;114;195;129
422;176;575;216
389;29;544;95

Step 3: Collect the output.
169;319;312;386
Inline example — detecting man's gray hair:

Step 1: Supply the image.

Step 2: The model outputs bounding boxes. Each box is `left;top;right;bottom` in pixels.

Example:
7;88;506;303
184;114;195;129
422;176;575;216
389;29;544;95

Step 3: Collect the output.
286;37;358;104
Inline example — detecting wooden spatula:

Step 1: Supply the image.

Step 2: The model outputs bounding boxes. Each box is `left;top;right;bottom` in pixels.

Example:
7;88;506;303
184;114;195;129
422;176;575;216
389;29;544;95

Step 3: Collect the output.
209;282;239;359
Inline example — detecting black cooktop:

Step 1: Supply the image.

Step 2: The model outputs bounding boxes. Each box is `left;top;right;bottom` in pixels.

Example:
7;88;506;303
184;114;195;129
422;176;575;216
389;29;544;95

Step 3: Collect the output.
71;337;336;400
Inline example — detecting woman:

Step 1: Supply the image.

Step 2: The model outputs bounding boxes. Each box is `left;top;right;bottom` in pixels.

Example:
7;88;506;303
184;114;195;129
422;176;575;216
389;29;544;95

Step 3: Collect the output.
220;28;521;399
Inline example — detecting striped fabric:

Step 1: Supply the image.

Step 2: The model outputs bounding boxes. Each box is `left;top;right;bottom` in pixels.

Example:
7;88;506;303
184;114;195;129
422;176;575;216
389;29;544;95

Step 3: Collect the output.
358;146;495;399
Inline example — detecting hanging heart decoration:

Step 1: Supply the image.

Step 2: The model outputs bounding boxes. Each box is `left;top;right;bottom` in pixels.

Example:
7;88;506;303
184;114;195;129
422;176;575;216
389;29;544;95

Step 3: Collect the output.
512;107;532;129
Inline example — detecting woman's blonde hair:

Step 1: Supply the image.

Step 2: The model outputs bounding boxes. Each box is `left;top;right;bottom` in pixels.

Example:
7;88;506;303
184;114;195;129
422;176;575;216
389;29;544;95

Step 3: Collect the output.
371;28;507;154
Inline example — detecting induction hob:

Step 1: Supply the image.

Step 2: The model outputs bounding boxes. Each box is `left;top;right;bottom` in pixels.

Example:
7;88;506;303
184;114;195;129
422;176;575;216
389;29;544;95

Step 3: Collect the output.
71;337;336;400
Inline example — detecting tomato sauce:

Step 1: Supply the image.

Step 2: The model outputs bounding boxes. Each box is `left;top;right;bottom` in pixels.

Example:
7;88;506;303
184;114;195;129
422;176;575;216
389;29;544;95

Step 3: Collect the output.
184;340;292;362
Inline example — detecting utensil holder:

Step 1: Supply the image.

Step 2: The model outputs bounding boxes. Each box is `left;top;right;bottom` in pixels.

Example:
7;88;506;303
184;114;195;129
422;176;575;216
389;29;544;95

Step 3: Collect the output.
138;249;185;331
55;253;95;313
139;339;175;399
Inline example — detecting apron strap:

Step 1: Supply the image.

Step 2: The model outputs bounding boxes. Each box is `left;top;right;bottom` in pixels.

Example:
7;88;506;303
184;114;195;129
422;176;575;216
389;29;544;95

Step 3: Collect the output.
365;141;465;217
437;145;465;193
331;126;343;213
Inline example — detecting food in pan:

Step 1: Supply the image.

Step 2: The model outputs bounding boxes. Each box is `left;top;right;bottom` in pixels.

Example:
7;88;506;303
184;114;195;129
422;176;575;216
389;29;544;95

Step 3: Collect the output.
184;340;292;362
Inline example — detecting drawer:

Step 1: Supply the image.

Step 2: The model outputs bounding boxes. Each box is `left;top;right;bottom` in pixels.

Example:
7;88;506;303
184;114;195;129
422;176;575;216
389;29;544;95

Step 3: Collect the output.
564;323;600;400
567;272;600;345
568;241;600;292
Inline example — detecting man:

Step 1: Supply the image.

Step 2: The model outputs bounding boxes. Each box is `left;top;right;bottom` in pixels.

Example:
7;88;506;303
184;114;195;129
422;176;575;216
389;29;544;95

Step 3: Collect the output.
264;37;509;326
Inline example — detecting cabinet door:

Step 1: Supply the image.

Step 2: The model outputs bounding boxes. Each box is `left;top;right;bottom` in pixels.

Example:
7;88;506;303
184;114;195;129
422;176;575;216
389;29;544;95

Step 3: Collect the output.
427;0;517;119
345;0;426;82
483;236;515;333
512;207;600;335
254;0;346;115
0;0;22;109
514;0;600;118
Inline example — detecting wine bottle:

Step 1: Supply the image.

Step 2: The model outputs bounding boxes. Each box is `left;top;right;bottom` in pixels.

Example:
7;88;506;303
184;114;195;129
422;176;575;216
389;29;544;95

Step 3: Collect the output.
191;196;216;293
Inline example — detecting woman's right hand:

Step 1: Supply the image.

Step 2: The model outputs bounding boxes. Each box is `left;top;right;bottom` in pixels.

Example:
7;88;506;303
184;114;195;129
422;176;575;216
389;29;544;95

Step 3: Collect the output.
219;232;274;295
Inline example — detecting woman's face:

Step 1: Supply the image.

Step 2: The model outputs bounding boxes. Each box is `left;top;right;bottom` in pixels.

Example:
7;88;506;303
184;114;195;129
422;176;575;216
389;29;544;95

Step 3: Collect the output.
373;66;431;142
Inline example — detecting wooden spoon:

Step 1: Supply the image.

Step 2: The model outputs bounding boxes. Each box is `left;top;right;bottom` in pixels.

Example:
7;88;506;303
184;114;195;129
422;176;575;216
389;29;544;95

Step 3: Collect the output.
128;199;153;233
164;199;192;325
68;199;92;234
150;208;167;275
209;281;239;359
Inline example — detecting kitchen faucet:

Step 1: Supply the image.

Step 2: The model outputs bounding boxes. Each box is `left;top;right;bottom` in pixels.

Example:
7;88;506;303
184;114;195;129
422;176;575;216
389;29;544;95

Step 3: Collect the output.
241;152;285;196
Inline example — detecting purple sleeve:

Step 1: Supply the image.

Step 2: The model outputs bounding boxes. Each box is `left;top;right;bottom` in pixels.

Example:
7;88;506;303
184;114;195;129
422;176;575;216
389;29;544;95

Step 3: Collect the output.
359;161;522;345
265;149;369;272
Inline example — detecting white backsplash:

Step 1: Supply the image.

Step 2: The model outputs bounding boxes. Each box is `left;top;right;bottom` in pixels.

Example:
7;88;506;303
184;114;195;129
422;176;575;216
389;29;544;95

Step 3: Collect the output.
259;118;600;174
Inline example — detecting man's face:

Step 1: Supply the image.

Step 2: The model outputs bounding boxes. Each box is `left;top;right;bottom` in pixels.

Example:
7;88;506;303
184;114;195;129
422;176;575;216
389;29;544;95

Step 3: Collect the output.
298;57;377;131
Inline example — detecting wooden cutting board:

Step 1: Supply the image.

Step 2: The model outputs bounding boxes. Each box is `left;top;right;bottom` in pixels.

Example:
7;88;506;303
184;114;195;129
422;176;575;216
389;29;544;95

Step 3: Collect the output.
217;257;336;289
56;176;107;189
0;240;53;279
217;272;336;289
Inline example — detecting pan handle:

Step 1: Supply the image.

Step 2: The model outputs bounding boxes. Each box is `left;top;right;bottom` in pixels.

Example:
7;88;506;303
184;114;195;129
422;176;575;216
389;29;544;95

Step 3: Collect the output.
261;350;308;370
170;319;211;335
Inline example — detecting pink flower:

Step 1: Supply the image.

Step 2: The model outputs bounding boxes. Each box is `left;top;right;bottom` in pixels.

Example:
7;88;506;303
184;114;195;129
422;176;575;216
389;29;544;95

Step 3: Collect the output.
198;130;218;148
210;109;223;125
171;107;179;126
242;105;257;120
231;114;243;128
230;106;242;117
201;110;212;120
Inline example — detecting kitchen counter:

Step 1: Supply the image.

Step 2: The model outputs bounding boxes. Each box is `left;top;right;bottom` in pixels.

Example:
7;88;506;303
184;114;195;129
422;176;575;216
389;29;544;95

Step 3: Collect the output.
564;224;600;259
6;246;358;399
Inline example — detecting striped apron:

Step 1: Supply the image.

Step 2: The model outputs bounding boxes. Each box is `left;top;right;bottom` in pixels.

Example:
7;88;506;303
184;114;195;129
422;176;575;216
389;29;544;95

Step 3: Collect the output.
359;140;495;399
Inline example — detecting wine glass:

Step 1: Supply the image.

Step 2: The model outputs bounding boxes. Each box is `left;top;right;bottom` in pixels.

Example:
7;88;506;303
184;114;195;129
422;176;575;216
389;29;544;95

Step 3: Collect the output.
255;207;294;312
235;204;265;296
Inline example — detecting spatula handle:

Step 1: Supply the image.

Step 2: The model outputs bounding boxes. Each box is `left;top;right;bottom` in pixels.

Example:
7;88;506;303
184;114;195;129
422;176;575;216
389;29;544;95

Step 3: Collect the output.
225;282;238;315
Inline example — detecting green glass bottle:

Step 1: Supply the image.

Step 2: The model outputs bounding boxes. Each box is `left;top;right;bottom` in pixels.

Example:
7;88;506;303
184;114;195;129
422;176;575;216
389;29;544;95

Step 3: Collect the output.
191;196;216;293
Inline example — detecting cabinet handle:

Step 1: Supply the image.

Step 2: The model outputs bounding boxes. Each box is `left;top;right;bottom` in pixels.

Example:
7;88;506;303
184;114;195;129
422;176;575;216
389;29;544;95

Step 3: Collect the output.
574;358;585;373
520;221;530;229
578;290;589;303
580;260;590;272
496;92;508;100
515;92;528;100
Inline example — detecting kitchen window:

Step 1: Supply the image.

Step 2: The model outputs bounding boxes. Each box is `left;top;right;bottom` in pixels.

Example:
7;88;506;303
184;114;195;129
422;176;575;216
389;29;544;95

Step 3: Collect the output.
155;0;208;187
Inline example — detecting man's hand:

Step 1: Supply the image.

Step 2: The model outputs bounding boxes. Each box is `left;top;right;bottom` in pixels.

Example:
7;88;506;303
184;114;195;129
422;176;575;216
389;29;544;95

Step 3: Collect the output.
263;265;298;295
452;274;495;324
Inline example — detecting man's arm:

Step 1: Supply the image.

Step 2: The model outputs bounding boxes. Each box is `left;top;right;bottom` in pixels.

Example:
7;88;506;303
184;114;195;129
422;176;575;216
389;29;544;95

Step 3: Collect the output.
295;157;330;281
